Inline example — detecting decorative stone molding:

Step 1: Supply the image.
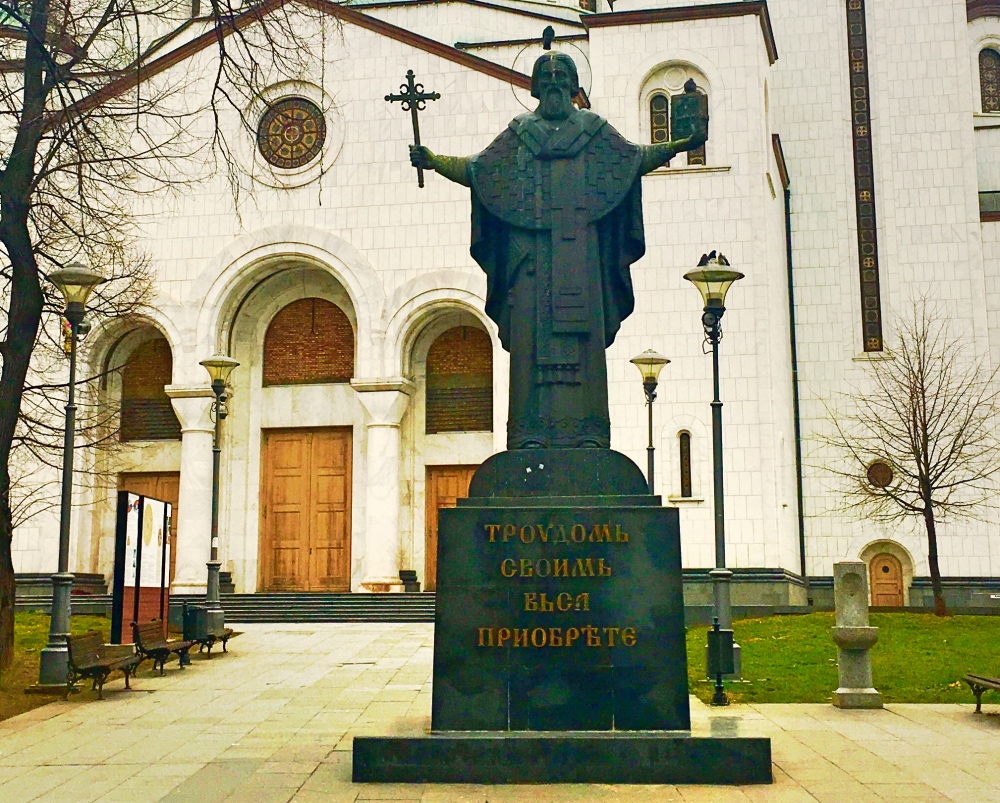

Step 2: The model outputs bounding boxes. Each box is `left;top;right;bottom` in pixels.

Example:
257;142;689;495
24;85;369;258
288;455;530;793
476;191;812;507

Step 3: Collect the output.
585;2;778;65
164;385;215;433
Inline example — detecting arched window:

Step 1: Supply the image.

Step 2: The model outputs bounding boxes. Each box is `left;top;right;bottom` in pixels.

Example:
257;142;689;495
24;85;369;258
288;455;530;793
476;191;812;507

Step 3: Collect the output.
263;298;354;386
121;336;181;442
426;326;493;434
981;48;1000;113
650;93;670;144
678;431;692;498
644;66;709;166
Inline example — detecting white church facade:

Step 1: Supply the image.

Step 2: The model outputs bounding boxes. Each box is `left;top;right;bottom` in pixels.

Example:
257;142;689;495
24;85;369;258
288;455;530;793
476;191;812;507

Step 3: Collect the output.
13;0;1000;609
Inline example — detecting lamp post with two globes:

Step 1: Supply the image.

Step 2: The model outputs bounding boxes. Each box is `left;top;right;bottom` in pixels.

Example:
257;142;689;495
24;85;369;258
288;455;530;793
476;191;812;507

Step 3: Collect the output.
38;264;106;687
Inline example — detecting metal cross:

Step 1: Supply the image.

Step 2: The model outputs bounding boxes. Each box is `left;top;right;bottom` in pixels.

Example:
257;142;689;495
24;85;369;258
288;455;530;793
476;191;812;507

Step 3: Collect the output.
385;70;440;188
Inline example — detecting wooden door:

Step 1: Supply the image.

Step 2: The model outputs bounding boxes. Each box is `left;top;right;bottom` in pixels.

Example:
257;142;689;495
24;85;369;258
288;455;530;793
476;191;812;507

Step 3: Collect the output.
309;430;352;591
870;553;904;607
261;428;352;591
425;465;477;591
118;472;179;584
261;431;310;590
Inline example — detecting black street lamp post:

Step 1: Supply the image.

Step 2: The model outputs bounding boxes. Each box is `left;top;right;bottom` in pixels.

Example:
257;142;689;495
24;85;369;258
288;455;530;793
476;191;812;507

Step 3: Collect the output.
684;253;744;706
38;264;106;687
630;350;670;494
199;355;239;632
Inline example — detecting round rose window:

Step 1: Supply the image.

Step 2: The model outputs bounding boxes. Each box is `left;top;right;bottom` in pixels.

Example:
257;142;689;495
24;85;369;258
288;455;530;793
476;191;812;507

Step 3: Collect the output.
257;97;326;170
866;460;894;489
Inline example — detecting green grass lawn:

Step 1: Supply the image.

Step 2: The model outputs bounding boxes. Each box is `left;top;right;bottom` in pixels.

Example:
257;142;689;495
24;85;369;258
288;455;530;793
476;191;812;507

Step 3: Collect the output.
0;611;110;720
687;611;1000;705
12;610;110;654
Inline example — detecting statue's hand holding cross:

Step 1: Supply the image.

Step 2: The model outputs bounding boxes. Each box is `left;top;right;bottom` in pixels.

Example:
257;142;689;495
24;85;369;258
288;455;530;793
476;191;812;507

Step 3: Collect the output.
385;70;440;188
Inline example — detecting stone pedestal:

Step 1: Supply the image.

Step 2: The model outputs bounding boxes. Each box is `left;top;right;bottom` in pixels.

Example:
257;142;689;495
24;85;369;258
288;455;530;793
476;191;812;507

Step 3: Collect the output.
831;561;882;709
354;733;772;784
354;449;772;784
432;498;687;731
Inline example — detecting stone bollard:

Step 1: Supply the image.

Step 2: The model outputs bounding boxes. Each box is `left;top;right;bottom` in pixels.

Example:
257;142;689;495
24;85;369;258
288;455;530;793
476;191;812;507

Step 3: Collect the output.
831;561;882;709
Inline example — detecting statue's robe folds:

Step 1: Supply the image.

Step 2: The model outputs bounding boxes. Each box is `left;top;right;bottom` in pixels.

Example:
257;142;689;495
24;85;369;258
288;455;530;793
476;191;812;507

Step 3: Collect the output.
469;109;646;449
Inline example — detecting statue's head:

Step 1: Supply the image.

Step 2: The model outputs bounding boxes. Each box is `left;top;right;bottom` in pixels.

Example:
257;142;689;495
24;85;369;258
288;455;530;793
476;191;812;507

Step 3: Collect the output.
530;52;579;120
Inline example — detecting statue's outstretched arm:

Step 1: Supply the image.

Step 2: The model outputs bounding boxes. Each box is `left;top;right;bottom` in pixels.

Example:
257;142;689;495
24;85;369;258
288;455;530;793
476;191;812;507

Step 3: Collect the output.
638;130;708;175
410;145;471;187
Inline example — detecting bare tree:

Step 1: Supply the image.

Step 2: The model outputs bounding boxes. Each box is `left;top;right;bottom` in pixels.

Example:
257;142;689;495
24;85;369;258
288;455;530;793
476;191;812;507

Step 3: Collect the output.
0;0;333;667
821;301;1000;616
10;309;153;529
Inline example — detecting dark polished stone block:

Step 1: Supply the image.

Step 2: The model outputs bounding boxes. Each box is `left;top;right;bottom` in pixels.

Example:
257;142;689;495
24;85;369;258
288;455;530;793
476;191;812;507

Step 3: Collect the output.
393;448;772;787
432;503;689;732
352;733;773;784
468;448;650;498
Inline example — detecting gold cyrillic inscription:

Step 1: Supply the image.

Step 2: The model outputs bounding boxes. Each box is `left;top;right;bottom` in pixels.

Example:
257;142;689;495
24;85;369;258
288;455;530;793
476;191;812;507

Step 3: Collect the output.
475;625;638;648
500;558;611;578
483;522;630;544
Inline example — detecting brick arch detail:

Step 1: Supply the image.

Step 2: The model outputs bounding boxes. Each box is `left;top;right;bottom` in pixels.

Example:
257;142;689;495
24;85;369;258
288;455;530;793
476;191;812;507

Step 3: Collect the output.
382;271;489;377
193;226;385;383
263;297;355;386
121;333;182;441
425;325;493;434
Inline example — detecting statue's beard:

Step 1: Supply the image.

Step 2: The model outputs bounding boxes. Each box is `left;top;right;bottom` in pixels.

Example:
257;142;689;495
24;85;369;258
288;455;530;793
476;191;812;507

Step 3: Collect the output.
539;90;573;120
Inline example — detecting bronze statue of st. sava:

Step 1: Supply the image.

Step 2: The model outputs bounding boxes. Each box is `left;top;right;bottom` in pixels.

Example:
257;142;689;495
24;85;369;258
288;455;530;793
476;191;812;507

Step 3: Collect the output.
411;52;707;449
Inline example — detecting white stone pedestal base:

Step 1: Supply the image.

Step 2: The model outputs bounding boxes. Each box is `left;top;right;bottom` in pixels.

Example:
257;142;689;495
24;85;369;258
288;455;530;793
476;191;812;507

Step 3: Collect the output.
832;688;883;709
360;579;404;593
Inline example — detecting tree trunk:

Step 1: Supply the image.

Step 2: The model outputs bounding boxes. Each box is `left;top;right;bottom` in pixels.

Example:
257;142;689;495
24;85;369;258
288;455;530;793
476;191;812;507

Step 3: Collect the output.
923;500;948;616
0;0;57;669
0;220;45;669
0;487;14;672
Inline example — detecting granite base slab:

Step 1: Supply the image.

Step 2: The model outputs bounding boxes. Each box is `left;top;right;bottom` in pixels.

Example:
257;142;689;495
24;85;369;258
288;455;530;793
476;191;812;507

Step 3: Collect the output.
352;732;773;784
832;688;883;708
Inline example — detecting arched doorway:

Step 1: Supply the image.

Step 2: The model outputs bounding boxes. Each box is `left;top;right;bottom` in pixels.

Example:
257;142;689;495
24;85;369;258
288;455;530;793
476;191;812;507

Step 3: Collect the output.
870;553;904;607
410;320;494;591
257;297;356;592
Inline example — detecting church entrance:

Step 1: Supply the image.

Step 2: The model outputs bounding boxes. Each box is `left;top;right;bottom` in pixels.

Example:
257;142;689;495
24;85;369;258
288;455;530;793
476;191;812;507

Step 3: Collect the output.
118;472;179;585
260;428;352;592
870;553;904;607
424;465;477;591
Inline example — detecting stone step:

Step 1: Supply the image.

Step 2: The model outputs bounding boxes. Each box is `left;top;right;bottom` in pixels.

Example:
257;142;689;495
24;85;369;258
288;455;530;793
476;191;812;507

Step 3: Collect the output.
16;592;438;623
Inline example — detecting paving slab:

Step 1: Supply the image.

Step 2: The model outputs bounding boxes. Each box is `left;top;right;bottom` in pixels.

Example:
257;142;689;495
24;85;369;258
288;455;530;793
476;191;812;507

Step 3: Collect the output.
0;622;996;802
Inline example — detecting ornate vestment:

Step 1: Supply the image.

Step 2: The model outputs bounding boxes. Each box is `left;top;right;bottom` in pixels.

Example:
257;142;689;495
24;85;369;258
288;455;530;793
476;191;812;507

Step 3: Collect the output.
468;109;646;448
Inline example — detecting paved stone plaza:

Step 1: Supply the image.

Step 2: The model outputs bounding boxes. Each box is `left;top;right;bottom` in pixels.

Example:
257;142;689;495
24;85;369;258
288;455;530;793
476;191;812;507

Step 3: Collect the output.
0;623;997;802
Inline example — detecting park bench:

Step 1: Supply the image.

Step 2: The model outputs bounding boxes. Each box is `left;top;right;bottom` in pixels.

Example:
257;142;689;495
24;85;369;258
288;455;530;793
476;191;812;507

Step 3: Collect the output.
196;626;237;656
65;630;141;700
181;601;238;657
963;674;1000;713
132;619;196;675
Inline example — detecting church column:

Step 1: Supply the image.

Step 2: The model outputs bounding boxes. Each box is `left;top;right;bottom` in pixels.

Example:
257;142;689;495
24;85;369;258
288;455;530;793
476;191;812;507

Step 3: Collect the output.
165;386;215;594
353;380;413;592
